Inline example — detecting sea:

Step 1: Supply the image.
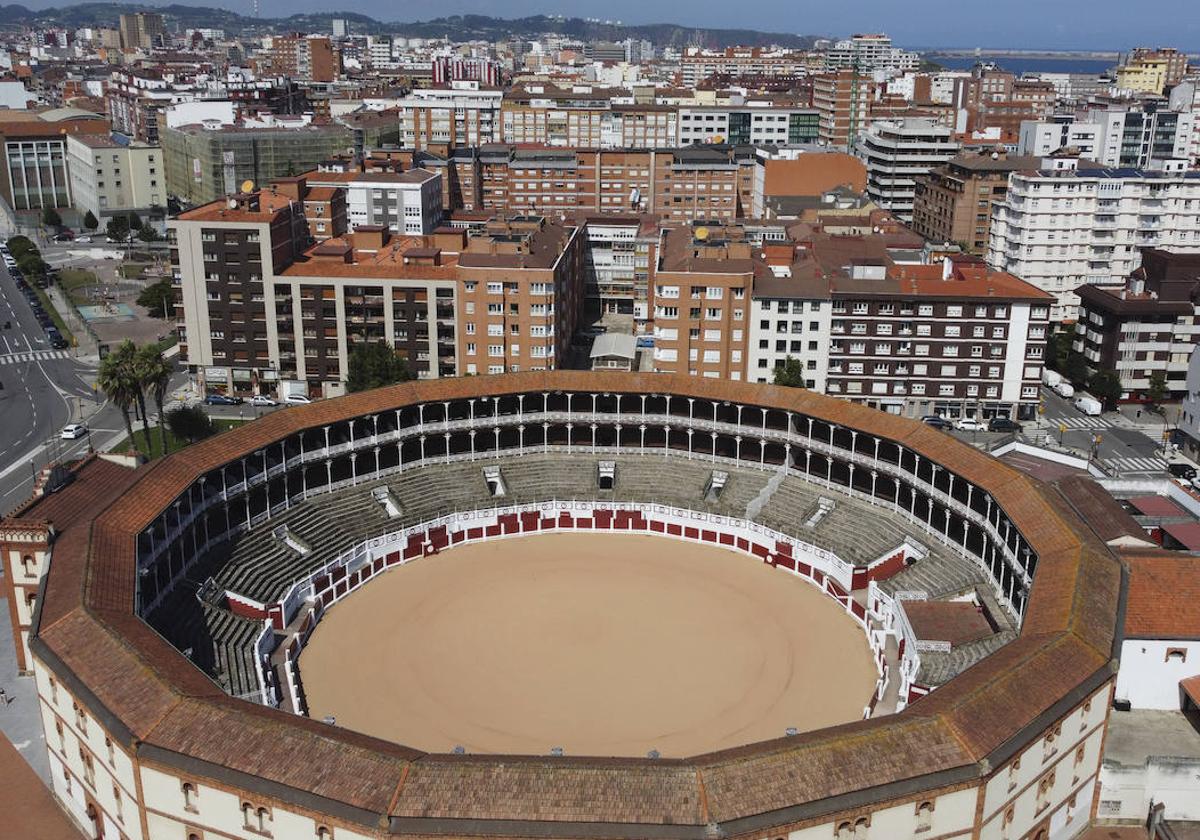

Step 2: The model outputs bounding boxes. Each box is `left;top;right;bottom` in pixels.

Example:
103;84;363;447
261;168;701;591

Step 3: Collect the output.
927;56;1117;76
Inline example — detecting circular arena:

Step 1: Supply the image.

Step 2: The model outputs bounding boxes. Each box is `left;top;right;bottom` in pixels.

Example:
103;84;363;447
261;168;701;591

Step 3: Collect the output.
25;372;1124;840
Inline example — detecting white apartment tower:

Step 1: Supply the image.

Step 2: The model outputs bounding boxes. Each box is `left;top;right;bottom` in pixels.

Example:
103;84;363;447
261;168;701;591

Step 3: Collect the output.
987;156;1200;321
856;118;960;222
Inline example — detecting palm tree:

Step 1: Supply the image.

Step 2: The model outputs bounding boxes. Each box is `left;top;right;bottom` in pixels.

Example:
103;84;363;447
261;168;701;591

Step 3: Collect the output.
138;344;174;456
96;342;140;453
129;345;154;454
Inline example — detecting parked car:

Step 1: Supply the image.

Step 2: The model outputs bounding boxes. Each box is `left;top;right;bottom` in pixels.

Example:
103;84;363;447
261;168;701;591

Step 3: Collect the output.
1168;462;1197;480
920;415;951;430
1053;381;1075;399
52;231;74;242
249;395;276;406
987;417;1023;433
203;393;242;405
954;418;987;432
76;234;92;243
283;393;312;405
47;331;68;349
61;423;87;440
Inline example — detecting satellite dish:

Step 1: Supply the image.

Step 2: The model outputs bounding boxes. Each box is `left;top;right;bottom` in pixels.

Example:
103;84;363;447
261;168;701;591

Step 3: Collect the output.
695;226;709;241
241;179;255;193
227;198;238;209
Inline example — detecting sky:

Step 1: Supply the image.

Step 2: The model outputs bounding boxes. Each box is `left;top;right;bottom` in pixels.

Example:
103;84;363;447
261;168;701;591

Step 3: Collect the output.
20;0;1200;50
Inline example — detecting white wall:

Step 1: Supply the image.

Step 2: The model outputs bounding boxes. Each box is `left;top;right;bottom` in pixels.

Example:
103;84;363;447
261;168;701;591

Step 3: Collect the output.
1100;756;1200;822
1116;639;1200;709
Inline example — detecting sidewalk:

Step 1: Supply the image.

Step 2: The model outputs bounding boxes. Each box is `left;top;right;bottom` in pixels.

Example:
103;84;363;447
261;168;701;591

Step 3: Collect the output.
43;285;100;364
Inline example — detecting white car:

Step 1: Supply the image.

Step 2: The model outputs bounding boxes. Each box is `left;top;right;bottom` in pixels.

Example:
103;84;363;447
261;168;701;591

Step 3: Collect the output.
61;423;87;440
249;395;276;406
954;418;986;432
284;393;312;405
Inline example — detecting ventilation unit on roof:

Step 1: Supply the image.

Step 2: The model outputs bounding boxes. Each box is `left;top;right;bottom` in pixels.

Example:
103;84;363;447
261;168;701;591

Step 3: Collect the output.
597;460;616;490
483;465;507;497
550;746;564;757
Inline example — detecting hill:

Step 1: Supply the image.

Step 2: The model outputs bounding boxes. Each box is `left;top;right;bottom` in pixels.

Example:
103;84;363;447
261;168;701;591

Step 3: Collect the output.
0;4;818;49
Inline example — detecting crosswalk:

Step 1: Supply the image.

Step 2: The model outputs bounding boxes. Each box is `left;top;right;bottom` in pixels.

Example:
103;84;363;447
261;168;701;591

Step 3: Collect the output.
1101;456;1170;474
0;349;69;365
1052;416;1111;430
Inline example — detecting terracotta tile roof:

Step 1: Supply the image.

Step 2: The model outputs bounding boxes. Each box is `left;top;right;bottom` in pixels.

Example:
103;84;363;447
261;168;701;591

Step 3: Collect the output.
1121;550;1200;640
0;731;86;840
28;372;1125;833
1127;495;1189;518
762;155;867;197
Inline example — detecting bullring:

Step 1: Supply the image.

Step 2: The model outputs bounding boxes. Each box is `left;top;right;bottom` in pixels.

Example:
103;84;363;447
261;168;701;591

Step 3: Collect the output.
21;371;1123;840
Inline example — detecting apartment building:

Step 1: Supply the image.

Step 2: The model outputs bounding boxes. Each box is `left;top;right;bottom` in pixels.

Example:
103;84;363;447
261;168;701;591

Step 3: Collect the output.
118;11;163;49
824;34;920;76
911;150;1040;255
454;216;587;375
1089;105;1195;168
987;156;1200;321
268;34;339;82
1116;48;1188;94
651;224;754;380
676;105;819;147
65;133;165;225
856;117;960;221
1018;119;1104;159
306;166;443;234
501;85;613;147
396;83;503;150
105;70;180;145
745;233;1050;419
578;214;658;323
951;67;1055;136
1073;249;1200;398
162;120;356;205
1169;77;1200;165
172;181;585;396
679;47;814;87
812;70;874;151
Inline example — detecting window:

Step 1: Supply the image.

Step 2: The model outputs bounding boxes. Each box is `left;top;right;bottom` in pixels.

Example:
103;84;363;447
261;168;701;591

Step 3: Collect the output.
183;782;198;812
915;801;933;833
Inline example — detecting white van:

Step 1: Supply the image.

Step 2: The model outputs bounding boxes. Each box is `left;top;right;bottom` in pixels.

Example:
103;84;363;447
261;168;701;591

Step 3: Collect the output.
1073;395;1102;416
1053;381;1075;399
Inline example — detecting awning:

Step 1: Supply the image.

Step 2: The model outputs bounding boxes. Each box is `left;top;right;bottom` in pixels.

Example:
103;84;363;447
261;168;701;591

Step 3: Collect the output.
1162;521;1200;551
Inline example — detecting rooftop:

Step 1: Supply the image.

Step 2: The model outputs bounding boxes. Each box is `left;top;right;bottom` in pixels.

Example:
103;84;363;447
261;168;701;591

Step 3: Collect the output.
1120;549;1200;640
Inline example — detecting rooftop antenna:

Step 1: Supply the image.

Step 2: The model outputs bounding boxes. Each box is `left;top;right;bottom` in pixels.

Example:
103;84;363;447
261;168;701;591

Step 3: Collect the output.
251;0;260;19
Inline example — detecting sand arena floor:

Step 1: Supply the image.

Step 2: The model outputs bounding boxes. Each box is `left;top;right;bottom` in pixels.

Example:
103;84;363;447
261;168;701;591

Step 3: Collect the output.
300;534;878;757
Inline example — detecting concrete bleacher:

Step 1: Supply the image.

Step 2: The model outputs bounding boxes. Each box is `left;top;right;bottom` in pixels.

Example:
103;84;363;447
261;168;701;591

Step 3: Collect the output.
171;452;996;701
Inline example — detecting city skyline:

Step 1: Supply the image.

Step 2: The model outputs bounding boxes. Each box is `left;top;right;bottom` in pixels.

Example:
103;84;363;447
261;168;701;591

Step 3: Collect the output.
11;0;1197;51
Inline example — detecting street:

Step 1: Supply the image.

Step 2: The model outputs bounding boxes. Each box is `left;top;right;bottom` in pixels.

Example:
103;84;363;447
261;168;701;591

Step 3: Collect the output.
1029;386;1177;475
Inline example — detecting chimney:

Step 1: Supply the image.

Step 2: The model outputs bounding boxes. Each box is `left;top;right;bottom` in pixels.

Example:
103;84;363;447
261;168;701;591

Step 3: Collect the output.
352;224;388;252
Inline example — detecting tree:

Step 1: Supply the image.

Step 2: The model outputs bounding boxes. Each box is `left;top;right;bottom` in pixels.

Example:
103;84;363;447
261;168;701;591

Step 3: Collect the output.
1064;352;1090;386
136;278;174;319
127;211;143;232
130;344;156;453
138;344;174;456
1089;369;1123;408
165;405;214;444
1146;371;1169;407
83;210;99;231
41;207;62;228
106;215;130;242
772;356;806;388
346;341;413;392
1046;330;1074;372
17;252;47;279
97;342;142;454
6;235;35;258
136;226;161;243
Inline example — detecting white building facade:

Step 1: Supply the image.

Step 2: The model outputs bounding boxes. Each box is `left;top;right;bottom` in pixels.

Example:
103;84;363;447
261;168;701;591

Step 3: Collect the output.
987;157;1200;321
856;118;960;221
